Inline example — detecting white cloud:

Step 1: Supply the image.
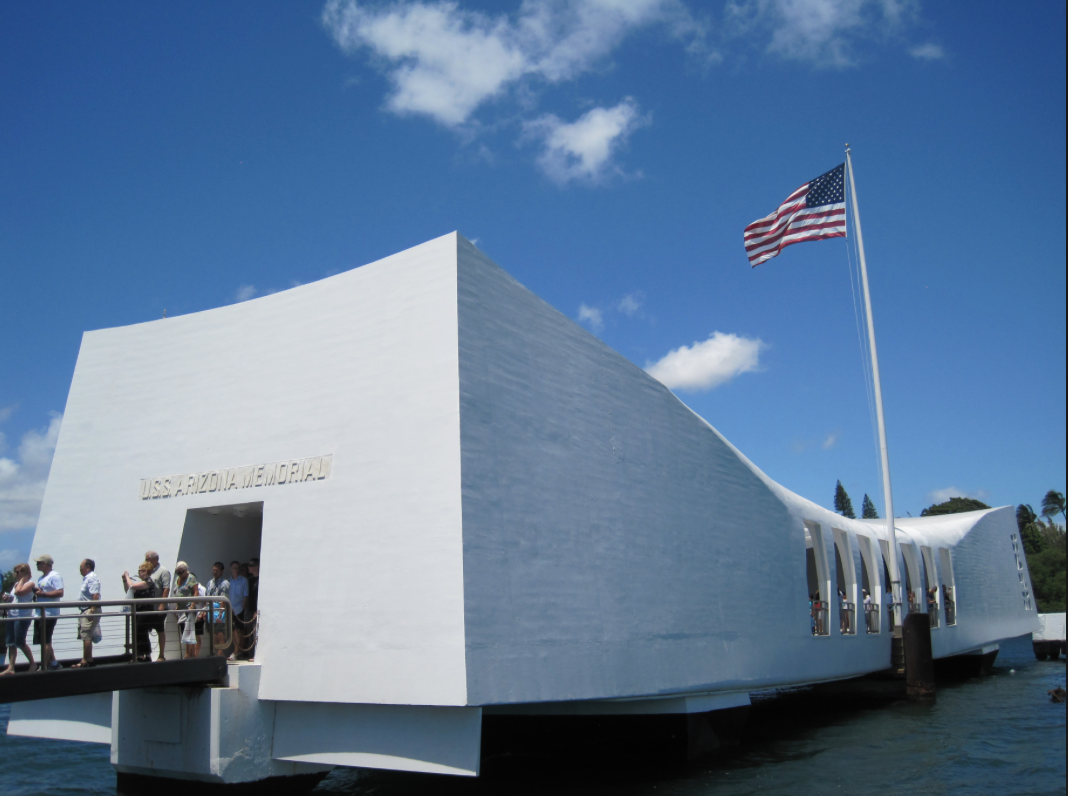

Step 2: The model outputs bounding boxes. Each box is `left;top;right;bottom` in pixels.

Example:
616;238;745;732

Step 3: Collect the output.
235;284;257;303
578;303;604;332
0;548;23;570
0;404;15;424
926;487;989;506
909;41;944;60
525;98;649;184
617;291;645;316
727;0;918;67
0;413;62;533
645;331;765;391
322;0;704;128
822;431;838;449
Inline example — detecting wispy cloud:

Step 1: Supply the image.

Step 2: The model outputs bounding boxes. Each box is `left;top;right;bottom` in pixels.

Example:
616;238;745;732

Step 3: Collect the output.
726;0;920;67
322;0;705;128
926;486;989;506
578;303;604;332
235;284;258;303
646;331;765;391
909;41;944;60
524;98;648;184
0;413;62;534
323;0;935;180
0;404;16;424
617;291;645;316
576;290;649;333
822;431;838;449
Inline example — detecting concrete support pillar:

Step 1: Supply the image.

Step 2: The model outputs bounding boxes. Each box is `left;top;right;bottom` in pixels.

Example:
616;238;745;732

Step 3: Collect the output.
111;664;331;788
903;612;935;700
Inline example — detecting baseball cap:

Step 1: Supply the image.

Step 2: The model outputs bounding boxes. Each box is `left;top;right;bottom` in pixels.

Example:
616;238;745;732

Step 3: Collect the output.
33;554;54;565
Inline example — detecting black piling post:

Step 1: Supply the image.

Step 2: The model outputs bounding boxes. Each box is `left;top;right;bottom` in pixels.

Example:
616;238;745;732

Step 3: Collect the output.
903;612;935;700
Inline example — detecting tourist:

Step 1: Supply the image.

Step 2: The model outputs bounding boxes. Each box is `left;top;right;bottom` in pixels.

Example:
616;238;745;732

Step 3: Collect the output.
144;550;171;661
194;579;207;657
241;557;259;661
73;559;102;668
171;562;199;659
32;554;64;671
839;588;849;633
1;564;37;674
0;588;10;671
227;561;248;661
123;562;158;661
206;562;230;657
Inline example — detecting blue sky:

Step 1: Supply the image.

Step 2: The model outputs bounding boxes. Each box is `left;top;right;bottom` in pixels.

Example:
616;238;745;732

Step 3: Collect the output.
1;1;1064;569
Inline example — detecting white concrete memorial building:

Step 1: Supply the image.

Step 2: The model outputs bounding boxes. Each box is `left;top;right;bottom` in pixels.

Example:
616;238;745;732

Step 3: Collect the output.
9;233;1038;783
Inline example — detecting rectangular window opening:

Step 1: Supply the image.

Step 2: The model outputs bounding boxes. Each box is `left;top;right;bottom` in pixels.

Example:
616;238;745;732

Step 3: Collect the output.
937;548;957;625
833;529;857;635
805;521;831;637
920;546;940;629
857;535;881;634
173;501;263;660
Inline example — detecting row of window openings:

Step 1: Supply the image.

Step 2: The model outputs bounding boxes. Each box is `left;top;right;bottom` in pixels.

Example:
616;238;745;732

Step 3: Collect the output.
805;523;958;637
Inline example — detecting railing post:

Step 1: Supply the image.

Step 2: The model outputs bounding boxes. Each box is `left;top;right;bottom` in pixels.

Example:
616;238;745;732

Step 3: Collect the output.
37;605;46;670
131;605;138;662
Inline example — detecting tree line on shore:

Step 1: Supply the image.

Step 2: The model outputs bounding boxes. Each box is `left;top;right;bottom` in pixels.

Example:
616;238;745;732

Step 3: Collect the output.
832;482;1066;614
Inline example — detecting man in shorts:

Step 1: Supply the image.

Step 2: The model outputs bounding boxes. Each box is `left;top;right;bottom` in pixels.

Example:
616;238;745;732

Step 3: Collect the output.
32;554;64;670
144;550;171;661
75;559;102;667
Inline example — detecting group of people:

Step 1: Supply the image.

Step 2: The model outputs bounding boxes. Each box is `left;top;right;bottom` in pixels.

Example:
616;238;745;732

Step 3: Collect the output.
122;555;260;662
0;551;259;673
1;554;91;674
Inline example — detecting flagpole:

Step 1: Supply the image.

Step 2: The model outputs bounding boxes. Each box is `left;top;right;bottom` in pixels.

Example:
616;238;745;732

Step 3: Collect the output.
845;146;902;630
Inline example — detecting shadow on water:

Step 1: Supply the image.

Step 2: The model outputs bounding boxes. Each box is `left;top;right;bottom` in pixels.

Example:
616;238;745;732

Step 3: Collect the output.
2;636;1064;796
314;636;1065;796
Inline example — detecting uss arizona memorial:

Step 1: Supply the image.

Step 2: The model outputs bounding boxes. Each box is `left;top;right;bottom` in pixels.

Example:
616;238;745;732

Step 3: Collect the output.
9;233;1037;782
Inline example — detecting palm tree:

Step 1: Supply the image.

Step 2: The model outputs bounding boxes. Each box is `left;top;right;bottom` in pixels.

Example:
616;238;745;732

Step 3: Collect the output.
1041;490;1066;523
1017;503;1038;532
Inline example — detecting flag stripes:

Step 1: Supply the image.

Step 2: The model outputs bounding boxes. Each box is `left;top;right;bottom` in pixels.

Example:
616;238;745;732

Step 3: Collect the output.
744;164;846;267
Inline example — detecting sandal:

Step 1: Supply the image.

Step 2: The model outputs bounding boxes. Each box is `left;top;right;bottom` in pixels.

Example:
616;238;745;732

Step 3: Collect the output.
71;661;96;669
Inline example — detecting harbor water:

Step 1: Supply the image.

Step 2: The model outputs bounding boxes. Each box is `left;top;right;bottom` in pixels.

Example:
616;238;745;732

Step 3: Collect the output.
3;634;1064;796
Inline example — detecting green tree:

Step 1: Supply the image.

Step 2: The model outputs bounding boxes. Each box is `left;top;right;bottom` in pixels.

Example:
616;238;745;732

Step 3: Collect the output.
1028;529;1066;613
1017;504;1046;556
834;480;856;519
861;494;879;519
1041;490;1066;523
920;496;991;516
1;569;14;593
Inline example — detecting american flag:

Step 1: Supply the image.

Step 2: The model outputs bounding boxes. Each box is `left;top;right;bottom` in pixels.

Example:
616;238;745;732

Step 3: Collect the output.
744;164;846;267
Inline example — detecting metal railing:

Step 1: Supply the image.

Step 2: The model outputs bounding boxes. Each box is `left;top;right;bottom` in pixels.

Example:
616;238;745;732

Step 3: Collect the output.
908;602;923;615
927;602;940;628
945;599;956;626
886;602;901;632
864;603;880;634
811;601;829;636
839;602;856;635
0;596;232;670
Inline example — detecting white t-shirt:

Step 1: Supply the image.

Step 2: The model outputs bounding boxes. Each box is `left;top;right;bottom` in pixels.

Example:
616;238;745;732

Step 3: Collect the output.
80;571;102;608
37;571;65;617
